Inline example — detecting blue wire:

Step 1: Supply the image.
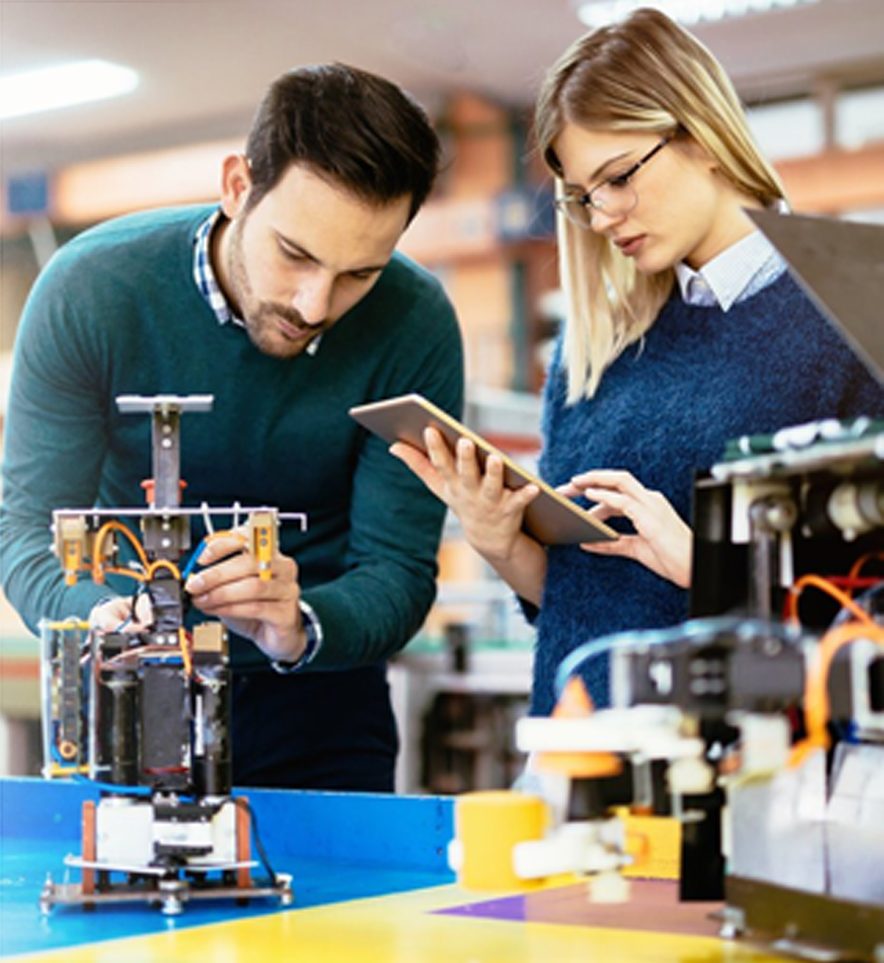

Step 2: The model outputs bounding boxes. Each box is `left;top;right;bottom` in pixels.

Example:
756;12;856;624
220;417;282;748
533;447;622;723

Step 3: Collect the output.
180;537;209;580
554;615;800;700
88;779;154;796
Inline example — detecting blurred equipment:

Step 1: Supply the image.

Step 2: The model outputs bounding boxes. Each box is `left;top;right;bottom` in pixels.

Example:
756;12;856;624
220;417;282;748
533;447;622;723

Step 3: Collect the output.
454;418;883;960
39;395;299;914
653;416;883;958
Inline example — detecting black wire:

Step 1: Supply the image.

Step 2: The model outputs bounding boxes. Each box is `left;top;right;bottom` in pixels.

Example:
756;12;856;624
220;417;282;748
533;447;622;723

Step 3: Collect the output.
126;581;150;629
229;796;280;886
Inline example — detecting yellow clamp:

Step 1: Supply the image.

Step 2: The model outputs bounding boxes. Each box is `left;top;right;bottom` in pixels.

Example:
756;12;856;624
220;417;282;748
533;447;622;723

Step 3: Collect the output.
55;516;89;586
248;511;277;581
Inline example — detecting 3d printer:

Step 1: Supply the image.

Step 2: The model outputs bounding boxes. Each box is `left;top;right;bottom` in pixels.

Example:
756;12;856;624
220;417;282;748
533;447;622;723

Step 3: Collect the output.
39;394;300;914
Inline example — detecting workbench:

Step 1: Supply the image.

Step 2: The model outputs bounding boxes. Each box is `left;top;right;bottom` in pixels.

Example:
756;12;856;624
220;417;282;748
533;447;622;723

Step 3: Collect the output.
1;776;784;962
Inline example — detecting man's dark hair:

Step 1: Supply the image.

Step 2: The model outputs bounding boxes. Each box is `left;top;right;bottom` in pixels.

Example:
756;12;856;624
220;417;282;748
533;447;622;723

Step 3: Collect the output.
245;63;441;223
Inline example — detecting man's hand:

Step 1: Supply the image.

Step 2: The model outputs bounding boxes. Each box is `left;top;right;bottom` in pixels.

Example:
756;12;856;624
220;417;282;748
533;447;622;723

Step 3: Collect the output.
559;469;693;588
89;594;153;633
184;531;307;663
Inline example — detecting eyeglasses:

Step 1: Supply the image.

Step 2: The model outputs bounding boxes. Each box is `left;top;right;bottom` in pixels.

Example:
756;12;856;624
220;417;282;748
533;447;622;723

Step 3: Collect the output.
554;135;672;230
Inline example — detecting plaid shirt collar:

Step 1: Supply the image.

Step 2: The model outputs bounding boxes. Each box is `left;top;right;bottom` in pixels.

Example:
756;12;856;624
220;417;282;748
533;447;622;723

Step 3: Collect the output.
193;209;241;327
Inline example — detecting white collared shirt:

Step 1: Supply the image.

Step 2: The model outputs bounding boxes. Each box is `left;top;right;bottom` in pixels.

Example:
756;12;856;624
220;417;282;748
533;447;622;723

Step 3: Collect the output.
675;229;786;311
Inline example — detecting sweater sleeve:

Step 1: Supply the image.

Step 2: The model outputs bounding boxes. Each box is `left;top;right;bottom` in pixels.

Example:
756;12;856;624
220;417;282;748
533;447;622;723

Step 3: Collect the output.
295;276;465;670
0;248;116;631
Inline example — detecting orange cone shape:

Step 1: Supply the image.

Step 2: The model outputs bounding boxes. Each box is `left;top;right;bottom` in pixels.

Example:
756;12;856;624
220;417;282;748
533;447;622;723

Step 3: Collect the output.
535;676;623;778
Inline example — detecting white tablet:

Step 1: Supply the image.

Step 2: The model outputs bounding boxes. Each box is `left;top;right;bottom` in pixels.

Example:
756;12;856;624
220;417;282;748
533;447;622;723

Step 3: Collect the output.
350;393;618;546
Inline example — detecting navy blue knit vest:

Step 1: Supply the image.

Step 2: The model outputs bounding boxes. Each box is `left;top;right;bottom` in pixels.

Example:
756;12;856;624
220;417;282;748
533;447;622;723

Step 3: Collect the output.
531;271;884;715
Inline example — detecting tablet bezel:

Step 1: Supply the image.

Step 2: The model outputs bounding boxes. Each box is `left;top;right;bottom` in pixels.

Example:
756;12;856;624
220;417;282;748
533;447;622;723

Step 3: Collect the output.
349;393;618;546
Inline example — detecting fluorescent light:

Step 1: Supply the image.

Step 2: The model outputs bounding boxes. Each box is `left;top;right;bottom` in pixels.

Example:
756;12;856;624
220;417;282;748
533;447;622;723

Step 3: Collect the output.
0;59;138;121
574;0;821;28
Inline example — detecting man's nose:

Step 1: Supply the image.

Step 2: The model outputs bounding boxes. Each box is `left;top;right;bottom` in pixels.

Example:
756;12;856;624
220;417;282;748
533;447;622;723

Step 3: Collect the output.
293;274;334;326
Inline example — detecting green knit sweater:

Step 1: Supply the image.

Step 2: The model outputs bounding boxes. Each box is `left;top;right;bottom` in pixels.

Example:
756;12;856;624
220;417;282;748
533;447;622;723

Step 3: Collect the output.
0;204;464;674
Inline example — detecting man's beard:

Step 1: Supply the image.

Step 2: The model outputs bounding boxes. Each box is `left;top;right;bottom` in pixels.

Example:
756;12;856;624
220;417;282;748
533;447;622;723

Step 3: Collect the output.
226;220;322;360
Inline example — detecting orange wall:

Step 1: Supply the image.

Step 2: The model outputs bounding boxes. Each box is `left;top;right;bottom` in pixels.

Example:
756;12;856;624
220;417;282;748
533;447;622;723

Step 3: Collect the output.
777;142;884;214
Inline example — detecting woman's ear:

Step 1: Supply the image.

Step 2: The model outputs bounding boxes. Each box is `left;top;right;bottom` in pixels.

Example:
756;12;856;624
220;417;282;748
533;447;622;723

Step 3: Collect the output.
219;154;252;219
684;135;719;173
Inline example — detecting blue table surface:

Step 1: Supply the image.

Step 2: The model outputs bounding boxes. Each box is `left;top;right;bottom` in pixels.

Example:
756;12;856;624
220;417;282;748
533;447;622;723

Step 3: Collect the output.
0;777;456;959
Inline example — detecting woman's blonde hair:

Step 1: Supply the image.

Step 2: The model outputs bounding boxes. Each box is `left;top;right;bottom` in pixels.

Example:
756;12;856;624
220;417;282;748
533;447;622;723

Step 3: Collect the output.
534;7;787;401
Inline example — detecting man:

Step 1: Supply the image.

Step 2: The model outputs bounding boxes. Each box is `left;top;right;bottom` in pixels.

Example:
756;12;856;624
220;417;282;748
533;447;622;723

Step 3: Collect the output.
0;64;464;792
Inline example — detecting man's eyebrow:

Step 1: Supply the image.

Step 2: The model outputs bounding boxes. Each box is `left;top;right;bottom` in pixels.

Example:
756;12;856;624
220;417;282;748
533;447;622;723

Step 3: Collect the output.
274;231;319;261
275;232;320;263
275;231;387;275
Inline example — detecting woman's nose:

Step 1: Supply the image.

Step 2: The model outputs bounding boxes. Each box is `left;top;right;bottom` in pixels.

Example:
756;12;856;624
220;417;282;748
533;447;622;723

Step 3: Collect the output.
588;205;624;235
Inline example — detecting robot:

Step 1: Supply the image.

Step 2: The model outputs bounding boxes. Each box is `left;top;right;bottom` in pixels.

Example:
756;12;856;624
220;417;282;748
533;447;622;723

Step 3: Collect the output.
39;395;302;914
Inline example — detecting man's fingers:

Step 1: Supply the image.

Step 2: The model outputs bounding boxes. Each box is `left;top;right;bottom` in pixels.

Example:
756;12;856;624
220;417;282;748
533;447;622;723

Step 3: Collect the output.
196;531;248;565
186;542;287;597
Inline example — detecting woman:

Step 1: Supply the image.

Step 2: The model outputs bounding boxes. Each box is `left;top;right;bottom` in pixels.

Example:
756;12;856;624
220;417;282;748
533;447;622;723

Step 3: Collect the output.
393;8;884;715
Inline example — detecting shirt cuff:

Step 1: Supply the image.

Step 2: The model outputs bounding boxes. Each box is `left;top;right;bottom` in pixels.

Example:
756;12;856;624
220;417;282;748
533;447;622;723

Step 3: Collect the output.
269;599;323;674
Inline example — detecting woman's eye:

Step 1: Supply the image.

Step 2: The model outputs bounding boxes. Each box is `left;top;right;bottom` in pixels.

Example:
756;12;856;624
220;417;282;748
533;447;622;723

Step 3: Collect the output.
607;173;632;189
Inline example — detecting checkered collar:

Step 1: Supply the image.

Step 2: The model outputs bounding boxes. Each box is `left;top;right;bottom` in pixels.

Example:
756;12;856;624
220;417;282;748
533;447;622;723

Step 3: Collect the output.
192;209;241;328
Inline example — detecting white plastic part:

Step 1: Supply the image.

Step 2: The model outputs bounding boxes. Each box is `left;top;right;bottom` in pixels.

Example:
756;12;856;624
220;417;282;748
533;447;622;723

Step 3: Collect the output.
736;712;791;775
517;706;703;761
447;838;463;872
667;756;715;795
587;870;631;904
513;819;627;879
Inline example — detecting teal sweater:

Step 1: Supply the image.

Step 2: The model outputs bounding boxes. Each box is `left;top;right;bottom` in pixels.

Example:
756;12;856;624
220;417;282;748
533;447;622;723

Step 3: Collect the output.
0;205;463;788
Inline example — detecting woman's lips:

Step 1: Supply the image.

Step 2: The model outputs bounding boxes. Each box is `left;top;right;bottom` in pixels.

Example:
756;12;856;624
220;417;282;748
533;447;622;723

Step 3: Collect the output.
615;234;646;257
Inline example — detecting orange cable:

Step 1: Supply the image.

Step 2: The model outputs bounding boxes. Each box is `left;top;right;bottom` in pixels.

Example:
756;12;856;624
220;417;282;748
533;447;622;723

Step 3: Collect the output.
785;573;877;627
178;627;193;676
92;521;149;582
102;566;147;583
146;558;182;580
848;551;884;583
789;619;884;767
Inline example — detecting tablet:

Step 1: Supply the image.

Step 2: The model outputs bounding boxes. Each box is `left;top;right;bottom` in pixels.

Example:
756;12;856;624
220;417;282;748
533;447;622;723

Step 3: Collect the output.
349;393;618;546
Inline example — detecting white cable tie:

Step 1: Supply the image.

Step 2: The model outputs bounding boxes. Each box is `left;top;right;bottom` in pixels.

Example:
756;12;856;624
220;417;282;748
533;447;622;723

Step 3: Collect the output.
200;501;215;536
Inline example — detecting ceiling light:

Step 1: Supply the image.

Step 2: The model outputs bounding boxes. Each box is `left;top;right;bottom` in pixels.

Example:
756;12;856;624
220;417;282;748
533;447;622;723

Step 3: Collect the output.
0;59;138;121
573;0;822;29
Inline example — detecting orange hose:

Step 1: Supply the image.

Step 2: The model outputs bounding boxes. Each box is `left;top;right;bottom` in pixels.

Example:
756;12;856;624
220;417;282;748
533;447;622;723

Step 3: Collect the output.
92;521;150;583
178;627;193;676
146;558;181;580
786;573;877;627
848;551;884;583
789;619;884;767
